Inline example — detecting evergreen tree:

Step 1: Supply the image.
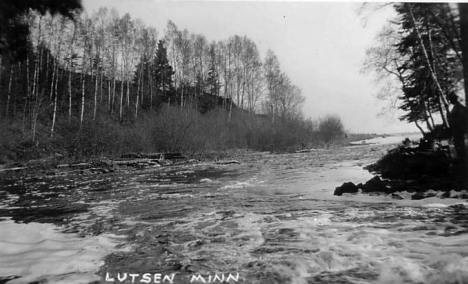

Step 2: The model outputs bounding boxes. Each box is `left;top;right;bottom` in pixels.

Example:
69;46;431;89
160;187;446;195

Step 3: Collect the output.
206;44;221;97
393;3;461;131
153;40;175;105
365;3;463;134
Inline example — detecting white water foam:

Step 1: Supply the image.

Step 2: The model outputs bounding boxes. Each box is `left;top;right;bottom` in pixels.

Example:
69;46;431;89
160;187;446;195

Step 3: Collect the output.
0;219;125;284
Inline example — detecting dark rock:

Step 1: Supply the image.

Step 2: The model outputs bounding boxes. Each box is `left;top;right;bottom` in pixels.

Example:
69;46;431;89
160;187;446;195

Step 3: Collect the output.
391;193;404;200
361;176;387;193
412;192;427;200
389;180;407;193
350;142;466;198
418;138;435;151
425;192;437;198
334;182;358;196
365;147;451;179
441;191;451;198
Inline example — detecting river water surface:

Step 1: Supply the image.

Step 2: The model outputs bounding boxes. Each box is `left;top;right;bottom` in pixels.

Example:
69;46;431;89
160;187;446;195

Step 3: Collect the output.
1;136;468;284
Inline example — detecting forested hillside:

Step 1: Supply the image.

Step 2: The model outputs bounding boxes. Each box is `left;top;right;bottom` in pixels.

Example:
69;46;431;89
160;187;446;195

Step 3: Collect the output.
0;7;346;163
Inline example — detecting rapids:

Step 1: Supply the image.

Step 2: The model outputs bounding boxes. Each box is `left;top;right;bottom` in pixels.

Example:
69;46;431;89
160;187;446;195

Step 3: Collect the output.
1;135;467;284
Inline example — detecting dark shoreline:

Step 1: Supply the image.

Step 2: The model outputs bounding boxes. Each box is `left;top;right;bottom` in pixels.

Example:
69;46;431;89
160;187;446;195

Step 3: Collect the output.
334;142;468;200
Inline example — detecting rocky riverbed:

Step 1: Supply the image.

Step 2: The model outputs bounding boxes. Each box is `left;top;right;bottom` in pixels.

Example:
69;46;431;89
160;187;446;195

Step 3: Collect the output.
1;135;468;284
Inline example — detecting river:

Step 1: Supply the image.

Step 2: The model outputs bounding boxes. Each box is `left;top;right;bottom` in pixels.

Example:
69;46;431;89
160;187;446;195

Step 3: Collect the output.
1;135;467;284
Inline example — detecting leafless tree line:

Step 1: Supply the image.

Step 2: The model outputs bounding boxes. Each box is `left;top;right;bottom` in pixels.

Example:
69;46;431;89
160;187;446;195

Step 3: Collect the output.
1;8;305;138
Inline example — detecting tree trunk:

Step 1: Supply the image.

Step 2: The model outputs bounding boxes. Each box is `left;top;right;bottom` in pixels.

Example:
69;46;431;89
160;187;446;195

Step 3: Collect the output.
50;90;58;138
120;77;124;120
414;120;425;135
408;6;450;110
68;23;76;125
32;54;39;102
459;3;468;128
68;67;73;124
50;62;59;138
111;46;116;114
6;66;13;117
44;52;49;90
49;60;56;100
23;57;31;134
94;66;98;120
48;60;57;137
181;84;184;108
126;79;130;107
437;96;449;128
229;94;233;122
424;105;435;132
137;66;142;108
13;62;21;116
108;79;111;113
135;95;139;119
30;48;43;143
428;27;450;127
112;76;116;114
80;73;85;129
100;68;103;103
150;75;153;110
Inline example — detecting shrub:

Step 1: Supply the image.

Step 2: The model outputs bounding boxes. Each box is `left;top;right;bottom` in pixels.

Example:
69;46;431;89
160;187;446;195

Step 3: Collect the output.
0;102;348;162
318;114;345;145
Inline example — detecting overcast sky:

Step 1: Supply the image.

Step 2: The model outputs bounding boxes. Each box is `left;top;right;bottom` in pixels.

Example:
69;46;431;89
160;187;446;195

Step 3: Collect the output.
82;0;417;134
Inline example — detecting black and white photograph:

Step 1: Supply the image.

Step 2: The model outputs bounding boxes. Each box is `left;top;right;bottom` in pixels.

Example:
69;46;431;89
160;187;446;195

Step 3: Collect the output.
0;1;467;283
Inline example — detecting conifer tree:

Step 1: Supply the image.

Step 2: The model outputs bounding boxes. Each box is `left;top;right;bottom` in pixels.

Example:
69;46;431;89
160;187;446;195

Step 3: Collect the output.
153;40;175;106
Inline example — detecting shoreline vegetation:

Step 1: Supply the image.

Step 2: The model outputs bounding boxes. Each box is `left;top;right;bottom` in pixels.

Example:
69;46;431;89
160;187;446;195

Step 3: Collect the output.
0;118;380;178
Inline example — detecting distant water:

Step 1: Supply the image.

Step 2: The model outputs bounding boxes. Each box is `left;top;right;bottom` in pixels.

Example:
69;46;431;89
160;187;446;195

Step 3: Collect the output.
350;133;422;146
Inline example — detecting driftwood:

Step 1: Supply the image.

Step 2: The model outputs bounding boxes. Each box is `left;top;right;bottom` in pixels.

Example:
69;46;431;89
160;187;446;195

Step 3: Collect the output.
56;162;91;168
120;152;186;160
295;148;327;153
216;160;240;165
0;152;188;176
113;158;161;166
0;166;28;173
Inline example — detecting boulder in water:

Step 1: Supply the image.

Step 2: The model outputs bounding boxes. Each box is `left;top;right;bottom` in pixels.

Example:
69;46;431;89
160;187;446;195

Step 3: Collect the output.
361;176;388;193
334;182;358;196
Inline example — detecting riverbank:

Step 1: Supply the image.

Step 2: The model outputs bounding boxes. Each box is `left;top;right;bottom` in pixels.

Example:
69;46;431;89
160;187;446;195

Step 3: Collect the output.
335;135;468;200
0;132;378;181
